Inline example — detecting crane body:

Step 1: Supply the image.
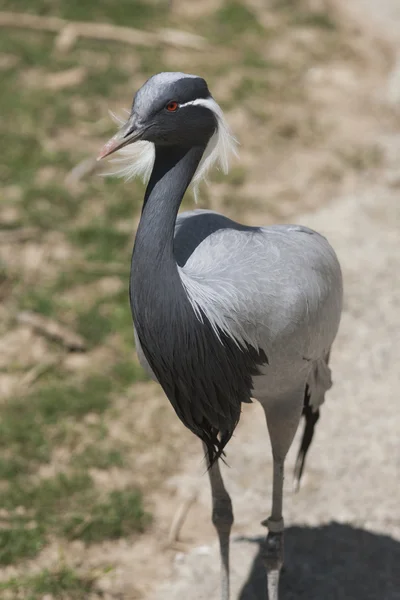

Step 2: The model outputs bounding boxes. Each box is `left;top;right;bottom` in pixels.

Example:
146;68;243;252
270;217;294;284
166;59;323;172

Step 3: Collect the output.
99;72;343;600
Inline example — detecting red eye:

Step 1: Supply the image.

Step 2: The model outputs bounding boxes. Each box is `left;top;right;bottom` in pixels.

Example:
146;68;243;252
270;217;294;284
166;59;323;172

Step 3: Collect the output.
166;101;179;112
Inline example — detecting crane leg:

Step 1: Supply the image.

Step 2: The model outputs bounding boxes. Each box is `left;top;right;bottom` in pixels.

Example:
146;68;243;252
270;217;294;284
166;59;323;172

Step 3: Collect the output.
260;393;304;600
203;443;233;600
262;459;285;600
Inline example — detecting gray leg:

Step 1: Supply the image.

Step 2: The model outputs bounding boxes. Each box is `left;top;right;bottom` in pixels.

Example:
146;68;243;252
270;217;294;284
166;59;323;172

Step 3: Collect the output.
203;443;233;600
261;459;285;600
261;393;304;600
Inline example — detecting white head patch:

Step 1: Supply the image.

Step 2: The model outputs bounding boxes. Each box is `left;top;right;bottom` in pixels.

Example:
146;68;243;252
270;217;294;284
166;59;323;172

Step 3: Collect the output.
104;97;238;200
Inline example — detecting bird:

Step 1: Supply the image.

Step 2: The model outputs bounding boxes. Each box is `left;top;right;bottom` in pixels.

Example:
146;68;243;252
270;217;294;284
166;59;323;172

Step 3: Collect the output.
98;72;343;600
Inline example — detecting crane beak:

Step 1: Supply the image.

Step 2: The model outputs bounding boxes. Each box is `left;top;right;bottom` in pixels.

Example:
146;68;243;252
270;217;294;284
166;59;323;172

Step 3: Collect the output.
97;116;144;160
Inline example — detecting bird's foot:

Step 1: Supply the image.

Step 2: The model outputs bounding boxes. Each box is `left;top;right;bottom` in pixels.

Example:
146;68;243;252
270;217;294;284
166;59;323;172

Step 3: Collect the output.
261;519;284;600
263;530;284;571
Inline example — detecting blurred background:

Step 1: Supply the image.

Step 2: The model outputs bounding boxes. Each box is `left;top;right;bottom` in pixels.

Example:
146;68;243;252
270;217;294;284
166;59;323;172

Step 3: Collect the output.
0;1;399;599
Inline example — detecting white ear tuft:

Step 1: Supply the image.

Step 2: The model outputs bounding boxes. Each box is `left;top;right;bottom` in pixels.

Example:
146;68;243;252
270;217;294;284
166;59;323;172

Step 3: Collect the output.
188;97;238;201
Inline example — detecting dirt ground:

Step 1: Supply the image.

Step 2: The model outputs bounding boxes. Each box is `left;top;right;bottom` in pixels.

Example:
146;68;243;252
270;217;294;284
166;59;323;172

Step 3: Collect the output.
134;3;400;599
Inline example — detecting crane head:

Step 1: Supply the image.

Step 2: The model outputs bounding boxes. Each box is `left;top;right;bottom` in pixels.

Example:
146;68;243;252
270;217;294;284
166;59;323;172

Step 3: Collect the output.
98;73;237;192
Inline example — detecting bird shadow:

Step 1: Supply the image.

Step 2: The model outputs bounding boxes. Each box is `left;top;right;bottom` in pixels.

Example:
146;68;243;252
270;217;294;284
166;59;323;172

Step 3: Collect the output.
236;522;400;600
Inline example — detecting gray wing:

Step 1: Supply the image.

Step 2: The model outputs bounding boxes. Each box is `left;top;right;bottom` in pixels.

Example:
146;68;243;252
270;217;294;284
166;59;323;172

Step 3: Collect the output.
178;214;343;389
174;209;259;267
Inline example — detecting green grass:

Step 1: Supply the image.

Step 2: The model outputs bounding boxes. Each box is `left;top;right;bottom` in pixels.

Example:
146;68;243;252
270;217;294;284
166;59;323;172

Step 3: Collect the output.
63;489;150;543
23;376;112;423
0;525;47;566
20;186;80;229
234;76;272;102
102;293;137;347
0;471;148;564
0;375;112;467
0;473;92;564
105;193;137;221
0;566;95;599
69;224;130;262
111;358;147;386
0;0;169;28
242;50;278;69
0;359;148;564
2;472;93;515
76;303;114;345
0;406;51;464
0;457;28;479
19;288;60;316
216;2;263;37
72;445;125;470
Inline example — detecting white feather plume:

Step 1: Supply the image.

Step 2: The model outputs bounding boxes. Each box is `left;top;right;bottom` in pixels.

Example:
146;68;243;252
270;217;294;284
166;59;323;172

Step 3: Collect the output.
102;110;155;183
103;99;238;198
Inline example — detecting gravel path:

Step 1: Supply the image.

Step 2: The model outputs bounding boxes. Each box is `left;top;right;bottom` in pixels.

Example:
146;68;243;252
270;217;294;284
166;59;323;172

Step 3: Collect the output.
148;4;400;599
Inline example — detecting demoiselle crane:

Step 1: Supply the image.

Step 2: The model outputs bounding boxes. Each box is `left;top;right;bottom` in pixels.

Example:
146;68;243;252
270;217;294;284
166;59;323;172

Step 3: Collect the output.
98;72;343;600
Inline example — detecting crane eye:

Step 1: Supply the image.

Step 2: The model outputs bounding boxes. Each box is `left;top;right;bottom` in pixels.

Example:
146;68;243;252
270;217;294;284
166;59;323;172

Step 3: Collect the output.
166;101;179;112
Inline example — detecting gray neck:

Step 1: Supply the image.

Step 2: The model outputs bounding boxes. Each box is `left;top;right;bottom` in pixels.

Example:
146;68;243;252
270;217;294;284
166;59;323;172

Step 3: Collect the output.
132;145;205;271
130;144;205;315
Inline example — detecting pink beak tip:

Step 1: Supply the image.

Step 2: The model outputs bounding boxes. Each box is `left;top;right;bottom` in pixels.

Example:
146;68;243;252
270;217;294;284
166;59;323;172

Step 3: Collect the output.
97;147;109;161
97;138;118;161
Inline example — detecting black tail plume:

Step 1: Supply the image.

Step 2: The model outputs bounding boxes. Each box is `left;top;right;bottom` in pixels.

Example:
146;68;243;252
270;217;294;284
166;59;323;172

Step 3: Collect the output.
202;428;232;470
293;384;320;491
